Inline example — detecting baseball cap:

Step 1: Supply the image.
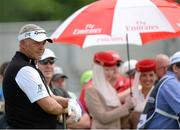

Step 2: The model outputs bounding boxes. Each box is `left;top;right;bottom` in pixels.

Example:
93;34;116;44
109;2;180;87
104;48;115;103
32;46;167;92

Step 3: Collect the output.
52;66;68;81
18;24;52;43
40;48;56;61
170;51;180;65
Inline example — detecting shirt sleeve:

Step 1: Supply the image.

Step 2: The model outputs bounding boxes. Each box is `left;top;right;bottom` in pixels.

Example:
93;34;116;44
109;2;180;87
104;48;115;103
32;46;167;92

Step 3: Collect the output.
15;66;52;103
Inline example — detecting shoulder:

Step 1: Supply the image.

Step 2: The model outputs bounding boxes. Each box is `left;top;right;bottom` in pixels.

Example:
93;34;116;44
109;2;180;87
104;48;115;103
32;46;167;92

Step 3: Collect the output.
163;77;179;88
16;66;39;80
160;77;180;94
19;66;37;73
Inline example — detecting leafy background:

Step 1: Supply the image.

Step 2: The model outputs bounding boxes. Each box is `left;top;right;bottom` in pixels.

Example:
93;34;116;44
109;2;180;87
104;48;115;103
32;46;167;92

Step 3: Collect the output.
0;0;96;22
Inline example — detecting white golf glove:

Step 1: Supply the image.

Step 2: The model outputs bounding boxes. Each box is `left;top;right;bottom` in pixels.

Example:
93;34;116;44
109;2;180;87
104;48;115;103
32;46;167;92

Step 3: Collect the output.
68;99;82;122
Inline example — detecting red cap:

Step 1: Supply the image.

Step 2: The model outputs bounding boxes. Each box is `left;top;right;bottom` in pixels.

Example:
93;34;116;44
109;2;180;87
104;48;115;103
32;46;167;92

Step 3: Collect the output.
105;50;122;62
136;59;156;72
94;51;119;67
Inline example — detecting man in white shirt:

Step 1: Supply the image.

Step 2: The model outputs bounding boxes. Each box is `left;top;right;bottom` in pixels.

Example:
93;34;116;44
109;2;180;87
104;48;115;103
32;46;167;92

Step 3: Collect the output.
3;24;68;128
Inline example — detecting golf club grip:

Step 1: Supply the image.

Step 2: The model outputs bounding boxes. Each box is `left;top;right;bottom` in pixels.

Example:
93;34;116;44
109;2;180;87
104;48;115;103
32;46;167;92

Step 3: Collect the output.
63;113;67;129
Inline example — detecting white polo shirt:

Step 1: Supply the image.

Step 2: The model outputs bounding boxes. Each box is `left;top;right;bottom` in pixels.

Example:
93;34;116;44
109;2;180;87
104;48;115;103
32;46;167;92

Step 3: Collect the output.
15;66;52;103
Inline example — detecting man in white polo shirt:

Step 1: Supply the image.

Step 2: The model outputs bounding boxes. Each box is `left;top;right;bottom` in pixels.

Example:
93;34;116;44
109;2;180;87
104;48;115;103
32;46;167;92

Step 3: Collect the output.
3;24;68;128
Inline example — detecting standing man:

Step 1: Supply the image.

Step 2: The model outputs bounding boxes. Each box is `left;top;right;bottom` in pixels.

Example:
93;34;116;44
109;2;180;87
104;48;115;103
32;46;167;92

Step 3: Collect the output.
138;51;180;129
155;54;170;80
3;24;68;128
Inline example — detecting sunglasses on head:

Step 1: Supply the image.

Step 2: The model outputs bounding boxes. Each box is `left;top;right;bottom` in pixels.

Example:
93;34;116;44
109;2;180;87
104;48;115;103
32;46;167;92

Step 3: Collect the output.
39;59;55;65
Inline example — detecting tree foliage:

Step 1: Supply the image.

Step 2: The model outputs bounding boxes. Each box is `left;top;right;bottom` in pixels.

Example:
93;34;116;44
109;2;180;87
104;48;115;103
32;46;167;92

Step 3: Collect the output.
1;0;179;22
0;0;96;22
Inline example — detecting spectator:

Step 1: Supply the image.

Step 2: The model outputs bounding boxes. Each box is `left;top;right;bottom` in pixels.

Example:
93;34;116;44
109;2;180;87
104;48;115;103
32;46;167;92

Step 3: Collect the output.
129;59;156;129
118;59;138;102
38;48;81;129
120;59;137;78
79;70;93;113
85;51;135;129
0;61;10;128
80;70;93;86
105;50;129;93
155;54;170;80
3;24;68;128
38;48;56;87
138;51;180;129
0;61;9;113
51;66;77;99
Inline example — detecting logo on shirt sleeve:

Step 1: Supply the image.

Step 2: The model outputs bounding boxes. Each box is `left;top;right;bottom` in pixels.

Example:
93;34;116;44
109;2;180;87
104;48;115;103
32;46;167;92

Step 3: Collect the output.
37;84;44;93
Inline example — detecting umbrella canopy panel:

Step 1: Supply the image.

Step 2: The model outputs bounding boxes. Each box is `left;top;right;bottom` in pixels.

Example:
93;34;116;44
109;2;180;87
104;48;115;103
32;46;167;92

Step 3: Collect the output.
51;0;180;48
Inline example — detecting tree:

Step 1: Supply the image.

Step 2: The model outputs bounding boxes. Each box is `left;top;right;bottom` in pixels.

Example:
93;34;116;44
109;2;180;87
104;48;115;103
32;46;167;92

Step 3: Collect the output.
0;0;96;22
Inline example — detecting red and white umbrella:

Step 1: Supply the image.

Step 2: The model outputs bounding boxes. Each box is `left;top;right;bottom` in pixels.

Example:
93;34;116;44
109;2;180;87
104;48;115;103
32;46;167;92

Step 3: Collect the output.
51;0;180;48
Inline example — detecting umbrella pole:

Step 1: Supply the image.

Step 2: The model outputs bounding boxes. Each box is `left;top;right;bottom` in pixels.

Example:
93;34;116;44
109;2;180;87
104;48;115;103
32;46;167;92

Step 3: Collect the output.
126;34;132;97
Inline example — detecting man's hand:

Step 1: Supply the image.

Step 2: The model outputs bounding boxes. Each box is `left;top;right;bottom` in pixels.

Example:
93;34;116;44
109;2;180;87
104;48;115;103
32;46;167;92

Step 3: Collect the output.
52;95;69;108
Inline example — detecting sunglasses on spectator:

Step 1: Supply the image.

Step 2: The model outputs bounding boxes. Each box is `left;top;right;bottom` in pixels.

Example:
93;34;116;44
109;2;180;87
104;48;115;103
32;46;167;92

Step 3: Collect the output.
116;61;122;67
39;59;55;65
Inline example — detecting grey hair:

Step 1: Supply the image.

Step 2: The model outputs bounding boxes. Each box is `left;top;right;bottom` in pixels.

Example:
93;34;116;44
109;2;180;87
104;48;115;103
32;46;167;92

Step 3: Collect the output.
19;24;44;34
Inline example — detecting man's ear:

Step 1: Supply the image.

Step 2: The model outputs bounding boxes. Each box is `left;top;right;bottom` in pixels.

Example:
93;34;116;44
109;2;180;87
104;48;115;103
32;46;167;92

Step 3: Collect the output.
172;64;178;73
19;40;25;49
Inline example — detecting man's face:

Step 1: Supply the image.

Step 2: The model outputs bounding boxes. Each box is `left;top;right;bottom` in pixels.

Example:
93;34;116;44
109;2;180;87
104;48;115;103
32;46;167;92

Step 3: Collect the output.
38;58;55;81
174;64;180;81
156;59;169;79
21;39;46;60
52;78;66;89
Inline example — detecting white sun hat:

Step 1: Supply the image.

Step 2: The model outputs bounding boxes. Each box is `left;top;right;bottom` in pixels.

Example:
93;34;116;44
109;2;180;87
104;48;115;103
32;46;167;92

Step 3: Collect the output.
18;24;52;43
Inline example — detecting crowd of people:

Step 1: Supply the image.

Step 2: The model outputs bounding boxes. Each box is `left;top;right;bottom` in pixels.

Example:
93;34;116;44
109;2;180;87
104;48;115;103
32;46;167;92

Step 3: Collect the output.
0;23;179;129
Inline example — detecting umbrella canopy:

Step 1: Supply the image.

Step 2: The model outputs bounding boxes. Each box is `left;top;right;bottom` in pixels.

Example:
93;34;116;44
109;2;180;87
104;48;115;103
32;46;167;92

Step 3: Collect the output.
51;0;180;48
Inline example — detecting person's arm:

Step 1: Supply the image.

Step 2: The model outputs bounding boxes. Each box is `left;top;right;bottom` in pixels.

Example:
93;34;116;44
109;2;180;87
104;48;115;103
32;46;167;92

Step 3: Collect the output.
86;86;129;124
51;94;69;108
15;66;67;115
36;96;64;115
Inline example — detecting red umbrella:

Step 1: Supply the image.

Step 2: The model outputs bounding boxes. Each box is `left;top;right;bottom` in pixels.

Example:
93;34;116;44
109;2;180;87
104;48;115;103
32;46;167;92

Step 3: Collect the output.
51;0;180;48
